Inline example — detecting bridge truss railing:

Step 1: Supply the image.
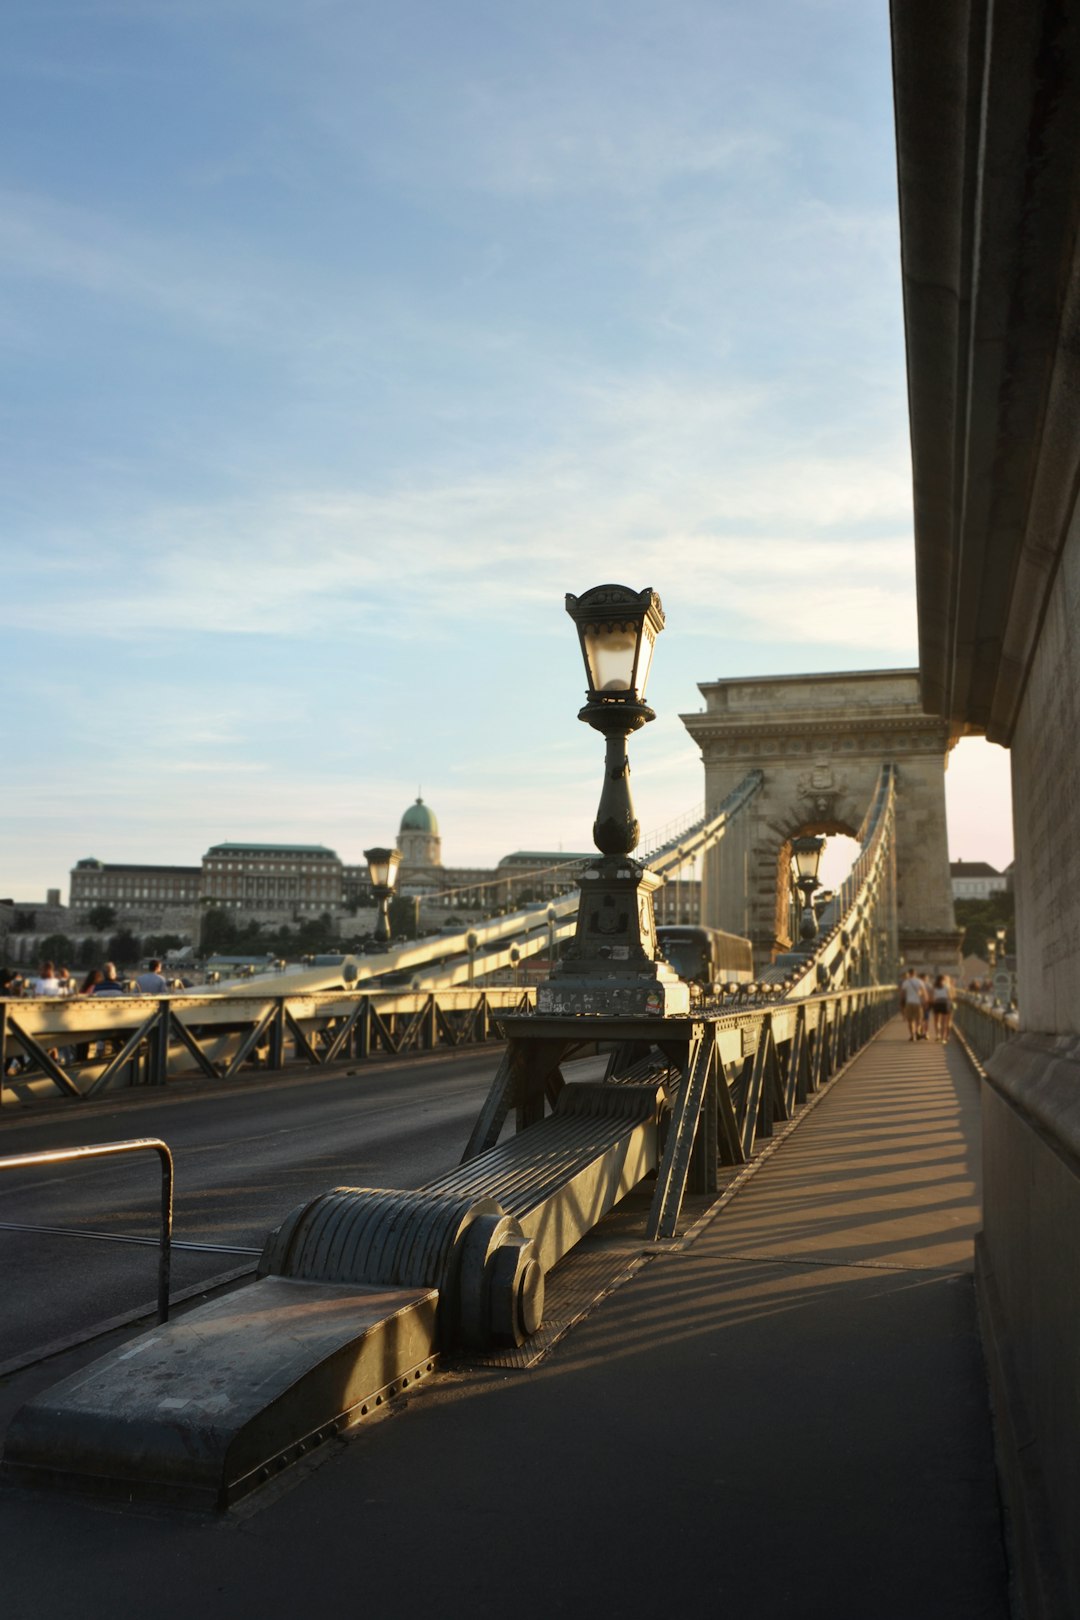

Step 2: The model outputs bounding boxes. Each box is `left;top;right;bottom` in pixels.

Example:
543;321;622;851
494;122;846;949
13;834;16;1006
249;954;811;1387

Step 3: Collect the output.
0;986;536;1105
1;974;897;1128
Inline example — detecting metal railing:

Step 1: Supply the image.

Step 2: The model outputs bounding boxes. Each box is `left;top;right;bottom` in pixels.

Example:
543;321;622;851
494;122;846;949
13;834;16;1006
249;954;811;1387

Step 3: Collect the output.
0;1138;173;1322
0;987;536;1103
953;994;1018;1069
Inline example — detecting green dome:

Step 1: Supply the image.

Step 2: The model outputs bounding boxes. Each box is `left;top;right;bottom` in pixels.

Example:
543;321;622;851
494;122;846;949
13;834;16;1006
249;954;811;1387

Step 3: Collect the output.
400;797;439;836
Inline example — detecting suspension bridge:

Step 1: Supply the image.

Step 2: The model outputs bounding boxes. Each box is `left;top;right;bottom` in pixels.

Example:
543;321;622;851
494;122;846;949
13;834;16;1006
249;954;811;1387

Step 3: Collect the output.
9;4;1080;1611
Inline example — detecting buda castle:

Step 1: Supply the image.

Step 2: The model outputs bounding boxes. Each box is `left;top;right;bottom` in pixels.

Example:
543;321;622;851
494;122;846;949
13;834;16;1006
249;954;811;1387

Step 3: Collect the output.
66;797;593;938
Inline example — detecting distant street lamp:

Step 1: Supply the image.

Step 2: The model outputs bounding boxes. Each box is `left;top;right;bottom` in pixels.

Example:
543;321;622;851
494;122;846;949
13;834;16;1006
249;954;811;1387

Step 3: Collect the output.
791;835;827;944
565;583;665;854
466;929;478;986
363;846;401;953
546;904;557;970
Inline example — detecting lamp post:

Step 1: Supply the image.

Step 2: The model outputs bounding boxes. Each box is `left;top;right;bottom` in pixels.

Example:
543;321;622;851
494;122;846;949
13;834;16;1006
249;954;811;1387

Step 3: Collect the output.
538;583;689;1018
791;835;826;944
363;846;401;954
565;583;665;855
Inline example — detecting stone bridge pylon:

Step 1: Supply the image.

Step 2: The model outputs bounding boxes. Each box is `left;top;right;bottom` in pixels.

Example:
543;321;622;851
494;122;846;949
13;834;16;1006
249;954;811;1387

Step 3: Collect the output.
681;670;963;974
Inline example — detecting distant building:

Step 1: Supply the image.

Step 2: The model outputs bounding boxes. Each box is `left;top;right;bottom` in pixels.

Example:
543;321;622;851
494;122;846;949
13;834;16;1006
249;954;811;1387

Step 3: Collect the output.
70;858;200;923
653;877;702;926
200;843;344;924
51;793;693;949
398;797;442;871
950;860;1010;901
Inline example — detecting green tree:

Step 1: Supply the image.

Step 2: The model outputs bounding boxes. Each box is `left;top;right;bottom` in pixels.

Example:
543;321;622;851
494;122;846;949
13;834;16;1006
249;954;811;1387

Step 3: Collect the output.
86;904;117;931
144;933;185;957
37;932;76;965
954;894;1015;957
107;928;141;966
77;936;103;969
389;895;419;939
200;908;238;954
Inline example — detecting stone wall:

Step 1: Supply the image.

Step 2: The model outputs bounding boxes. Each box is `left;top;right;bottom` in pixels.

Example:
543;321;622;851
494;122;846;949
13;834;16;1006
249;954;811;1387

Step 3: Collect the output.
1009;516;1080;1036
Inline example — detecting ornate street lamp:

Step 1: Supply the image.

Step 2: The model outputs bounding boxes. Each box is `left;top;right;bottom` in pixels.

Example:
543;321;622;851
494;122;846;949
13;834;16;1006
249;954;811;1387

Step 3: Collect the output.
565;583;666;854
791;835;826;944
537;584;689;1018
363;846;401;953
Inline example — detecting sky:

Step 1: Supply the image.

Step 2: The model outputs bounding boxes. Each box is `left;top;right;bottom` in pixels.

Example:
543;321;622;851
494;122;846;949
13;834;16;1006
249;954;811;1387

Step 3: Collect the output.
0;0;1013;901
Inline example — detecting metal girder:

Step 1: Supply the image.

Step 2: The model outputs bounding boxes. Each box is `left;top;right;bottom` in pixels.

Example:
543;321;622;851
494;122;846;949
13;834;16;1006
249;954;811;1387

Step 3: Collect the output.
167;1009;221;1080
84;1009;160;1098
222;1005;278;1081
284;1007;320;1067
4;1017;82;1099
647;1028;713;1239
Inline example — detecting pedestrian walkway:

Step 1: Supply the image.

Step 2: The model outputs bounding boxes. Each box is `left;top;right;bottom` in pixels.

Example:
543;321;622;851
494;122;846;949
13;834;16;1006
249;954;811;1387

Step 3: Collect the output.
1;1018;1009;1620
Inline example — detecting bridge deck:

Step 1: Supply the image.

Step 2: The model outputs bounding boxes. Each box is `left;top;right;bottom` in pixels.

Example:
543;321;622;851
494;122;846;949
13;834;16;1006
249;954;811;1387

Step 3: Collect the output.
1;1019;1009;1618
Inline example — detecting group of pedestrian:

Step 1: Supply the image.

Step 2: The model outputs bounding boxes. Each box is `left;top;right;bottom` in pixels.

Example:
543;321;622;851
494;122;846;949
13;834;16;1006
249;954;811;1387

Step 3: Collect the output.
0;959;170;998
1;959;173;1078
899;967;953;1043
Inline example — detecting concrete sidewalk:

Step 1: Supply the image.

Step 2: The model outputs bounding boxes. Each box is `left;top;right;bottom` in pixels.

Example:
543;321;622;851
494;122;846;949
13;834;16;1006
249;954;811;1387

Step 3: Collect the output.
1;1018;1009;1620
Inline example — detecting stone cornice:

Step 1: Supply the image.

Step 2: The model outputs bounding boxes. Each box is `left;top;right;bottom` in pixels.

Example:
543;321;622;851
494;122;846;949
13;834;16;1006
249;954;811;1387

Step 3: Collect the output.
680;711;953;748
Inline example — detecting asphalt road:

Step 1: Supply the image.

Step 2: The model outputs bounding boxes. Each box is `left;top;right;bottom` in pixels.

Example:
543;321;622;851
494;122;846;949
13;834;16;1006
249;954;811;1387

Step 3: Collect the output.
0;1048;509;1366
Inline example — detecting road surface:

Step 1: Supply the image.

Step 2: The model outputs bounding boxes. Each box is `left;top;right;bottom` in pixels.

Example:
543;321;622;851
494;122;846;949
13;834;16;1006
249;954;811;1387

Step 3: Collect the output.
0;1048;510;1366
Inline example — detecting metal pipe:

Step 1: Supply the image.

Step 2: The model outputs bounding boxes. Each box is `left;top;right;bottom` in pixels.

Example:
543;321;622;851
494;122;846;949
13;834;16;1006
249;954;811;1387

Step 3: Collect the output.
0;1138;174;1322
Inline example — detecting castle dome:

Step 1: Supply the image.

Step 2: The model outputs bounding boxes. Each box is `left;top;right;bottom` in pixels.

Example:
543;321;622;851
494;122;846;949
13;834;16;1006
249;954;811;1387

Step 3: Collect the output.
400;797;439;837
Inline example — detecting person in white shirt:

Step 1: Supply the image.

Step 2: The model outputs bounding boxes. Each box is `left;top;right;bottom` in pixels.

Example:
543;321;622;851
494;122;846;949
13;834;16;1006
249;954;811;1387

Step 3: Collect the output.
31;960;61;997
899;968;927;1041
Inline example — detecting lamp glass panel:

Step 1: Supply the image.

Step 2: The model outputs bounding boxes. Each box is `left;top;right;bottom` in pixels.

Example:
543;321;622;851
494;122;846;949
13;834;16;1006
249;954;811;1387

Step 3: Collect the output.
636;625;656;699
364;848;401;889
583;620;640;694
792;837;825;881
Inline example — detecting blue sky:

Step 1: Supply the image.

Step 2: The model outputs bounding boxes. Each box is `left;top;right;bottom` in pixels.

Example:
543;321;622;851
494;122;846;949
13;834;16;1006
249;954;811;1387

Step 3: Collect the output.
1;0;1012;899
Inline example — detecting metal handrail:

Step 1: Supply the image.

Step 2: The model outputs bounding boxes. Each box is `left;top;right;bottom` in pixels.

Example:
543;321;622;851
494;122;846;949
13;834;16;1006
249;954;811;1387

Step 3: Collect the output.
0;1137;173;1322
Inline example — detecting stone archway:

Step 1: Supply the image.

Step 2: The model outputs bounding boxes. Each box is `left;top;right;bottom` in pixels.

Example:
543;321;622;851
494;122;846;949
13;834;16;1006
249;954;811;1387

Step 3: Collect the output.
681;669;963;973
772;815;861;952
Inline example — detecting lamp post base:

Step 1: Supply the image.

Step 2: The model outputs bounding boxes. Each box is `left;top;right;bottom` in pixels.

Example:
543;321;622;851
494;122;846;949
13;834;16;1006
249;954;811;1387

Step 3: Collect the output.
538;855;690;1017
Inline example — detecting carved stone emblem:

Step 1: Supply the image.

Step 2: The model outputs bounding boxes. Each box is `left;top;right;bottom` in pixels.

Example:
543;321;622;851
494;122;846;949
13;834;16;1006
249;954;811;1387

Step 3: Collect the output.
796;759;847;819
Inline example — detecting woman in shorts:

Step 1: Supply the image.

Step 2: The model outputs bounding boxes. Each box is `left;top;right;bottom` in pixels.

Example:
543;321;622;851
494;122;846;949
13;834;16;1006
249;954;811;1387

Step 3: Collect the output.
931;975;953;1043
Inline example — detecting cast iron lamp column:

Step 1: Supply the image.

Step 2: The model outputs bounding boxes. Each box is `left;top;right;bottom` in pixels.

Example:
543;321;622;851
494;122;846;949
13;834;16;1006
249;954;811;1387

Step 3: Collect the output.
363;846;401;954
791;835;826;944
540;584;689;1019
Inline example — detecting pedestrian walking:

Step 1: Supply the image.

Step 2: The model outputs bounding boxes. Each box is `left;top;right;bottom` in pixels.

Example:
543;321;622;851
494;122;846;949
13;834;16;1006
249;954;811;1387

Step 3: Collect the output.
899;968;927;1041
931;975;953;1043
